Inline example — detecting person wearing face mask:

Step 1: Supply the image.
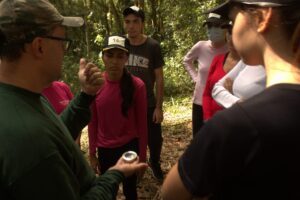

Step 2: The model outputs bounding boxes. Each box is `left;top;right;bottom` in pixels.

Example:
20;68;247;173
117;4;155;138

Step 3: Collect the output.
183;12;228;137
207;23;228;44
202;23;240;120
162;0;300;199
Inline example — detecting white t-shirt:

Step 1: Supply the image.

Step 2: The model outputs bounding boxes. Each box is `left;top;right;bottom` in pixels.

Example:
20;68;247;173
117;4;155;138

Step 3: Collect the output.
212;60;266;108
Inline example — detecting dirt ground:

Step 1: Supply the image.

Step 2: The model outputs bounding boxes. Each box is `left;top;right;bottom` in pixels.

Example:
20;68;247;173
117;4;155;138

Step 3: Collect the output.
80;106;193;200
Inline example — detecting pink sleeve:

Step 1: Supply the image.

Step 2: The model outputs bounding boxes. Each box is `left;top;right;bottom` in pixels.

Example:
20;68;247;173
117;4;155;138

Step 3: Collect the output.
88;99;98;156
182;42;201;82
134;80;148;162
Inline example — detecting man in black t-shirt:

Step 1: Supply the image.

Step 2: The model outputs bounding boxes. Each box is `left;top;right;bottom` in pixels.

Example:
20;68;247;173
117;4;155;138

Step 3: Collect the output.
123;6;165;181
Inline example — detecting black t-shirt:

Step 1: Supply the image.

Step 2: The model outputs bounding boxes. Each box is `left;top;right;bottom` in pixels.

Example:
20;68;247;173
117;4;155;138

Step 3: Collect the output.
126;37;164;107
179;84;300;200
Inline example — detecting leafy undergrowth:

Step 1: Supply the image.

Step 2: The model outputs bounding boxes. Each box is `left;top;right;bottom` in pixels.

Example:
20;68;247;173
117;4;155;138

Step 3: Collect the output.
81;96;193;199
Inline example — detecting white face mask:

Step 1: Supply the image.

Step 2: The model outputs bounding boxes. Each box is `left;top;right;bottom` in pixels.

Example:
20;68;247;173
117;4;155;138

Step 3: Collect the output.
207;27;225;43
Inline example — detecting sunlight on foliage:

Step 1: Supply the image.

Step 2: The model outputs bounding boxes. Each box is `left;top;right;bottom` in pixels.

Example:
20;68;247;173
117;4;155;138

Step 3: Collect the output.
54;0;221;96
163;96;192;126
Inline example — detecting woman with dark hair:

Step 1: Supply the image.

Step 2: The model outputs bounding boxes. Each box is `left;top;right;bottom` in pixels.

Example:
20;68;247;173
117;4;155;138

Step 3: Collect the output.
162;0;300;199
88;35;147;200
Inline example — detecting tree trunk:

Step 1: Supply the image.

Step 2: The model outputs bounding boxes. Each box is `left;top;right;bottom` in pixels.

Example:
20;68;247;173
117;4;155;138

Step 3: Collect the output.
109;0;123;34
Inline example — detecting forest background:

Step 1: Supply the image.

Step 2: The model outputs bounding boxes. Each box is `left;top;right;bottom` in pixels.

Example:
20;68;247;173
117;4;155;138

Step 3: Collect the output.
51;0;224;97
50;0;225;198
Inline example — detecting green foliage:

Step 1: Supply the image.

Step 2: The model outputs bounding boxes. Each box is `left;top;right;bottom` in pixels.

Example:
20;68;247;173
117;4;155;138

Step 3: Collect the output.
50;0;220;96
163;95;192;126
163;56;194;96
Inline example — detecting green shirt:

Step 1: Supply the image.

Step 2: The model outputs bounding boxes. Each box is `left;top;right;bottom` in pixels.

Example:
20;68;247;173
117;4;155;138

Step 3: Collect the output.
0;83;124;200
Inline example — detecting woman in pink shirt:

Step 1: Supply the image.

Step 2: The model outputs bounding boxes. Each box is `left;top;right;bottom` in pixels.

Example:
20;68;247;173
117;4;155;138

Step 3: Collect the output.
88;35;147;200
183;13;228;136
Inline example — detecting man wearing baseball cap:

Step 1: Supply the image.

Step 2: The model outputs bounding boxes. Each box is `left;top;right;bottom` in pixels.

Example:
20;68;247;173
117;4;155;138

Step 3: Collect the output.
0;1;147;199
162;0;300;199
123;6;145;22
123;6;165;181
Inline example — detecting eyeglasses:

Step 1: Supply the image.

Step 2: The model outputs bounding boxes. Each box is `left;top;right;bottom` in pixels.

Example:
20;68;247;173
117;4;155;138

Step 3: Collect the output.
41;36;72;51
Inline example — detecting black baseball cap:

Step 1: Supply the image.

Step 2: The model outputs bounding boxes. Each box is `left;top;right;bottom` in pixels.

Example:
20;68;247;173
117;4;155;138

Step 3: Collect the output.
207;0;298;16
102;35;129;53
203;12;228;27
123;6;145;22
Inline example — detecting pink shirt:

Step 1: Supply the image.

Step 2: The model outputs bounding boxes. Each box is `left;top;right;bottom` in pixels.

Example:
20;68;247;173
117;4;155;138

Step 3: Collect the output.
88;73;148;162
183;40;228;105
42;81;74;114
202;54;227;120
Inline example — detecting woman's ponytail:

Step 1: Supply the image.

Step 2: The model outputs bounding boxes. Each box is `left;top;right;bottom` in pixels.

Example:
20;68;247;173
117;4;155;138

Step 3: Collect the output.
120;68;135;117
